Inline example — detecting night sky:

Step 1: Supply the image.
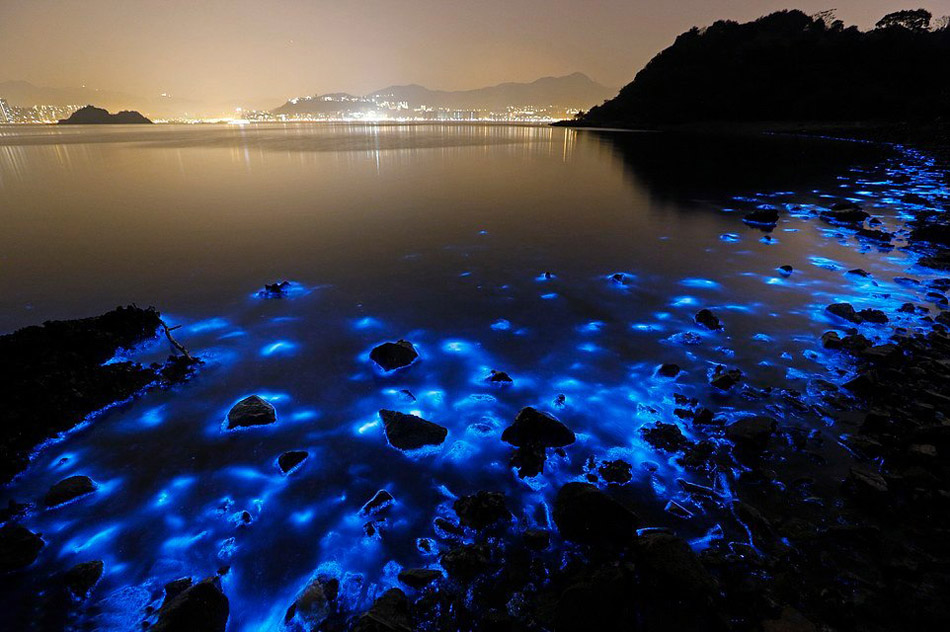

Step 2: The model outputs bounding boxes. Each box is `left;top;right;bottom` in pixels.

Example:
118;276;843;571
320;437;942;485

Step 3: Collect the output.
2;1;947;104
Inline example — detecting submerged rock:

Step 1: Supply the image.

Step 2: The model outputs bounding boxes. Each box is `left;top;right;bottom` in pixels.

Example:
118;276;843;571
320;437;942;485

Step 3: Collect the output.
226;395;276;429
694;308;723;331
63;560;104;599
277;450;308;474
370;340;419;372
553;482;639;547
453;491;512;530
152;577;229;632
0;523;44;573
44;475;96;508
397;568;442;589
379;410;447;450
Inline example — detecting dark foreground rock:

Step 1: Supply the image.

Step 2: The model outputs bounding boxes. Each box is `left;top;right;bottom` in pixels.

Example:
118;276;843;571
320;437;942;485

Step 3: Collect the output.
0;305;199;483
0;523;44;573
453;491;512;530
370;340;419;372
277;450;308;474
553;482;640;547
44;475;96;508
379;410;447;450
152;577;229;632
352;588;412;632
502;407;575;477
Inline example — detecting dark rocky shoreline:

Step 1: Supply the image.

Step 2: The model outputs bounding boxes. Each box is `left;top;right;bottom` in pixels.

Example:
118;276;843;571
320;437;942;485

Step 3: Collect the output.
1;142;949;630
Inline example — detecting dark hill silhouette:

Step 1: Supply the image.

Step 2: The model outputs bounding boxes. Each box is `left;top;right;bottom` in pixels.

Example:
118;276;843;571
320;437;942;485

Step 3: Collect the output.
58;105;153;125
568;9;950;127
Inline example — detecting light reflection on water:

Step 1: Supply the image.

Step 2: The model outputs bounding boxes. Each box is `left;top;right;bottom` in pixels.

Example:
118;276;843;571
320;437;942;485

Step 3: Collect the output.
0;124;946;630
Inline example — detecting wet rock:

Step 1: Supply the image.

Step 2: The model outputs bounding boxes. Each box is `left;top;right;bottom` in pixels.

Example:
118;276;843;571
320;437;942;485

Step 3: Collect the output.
856;228;892;242
63;560;104;599
379;410;447;450
821;331;843;349
152;576;229;632
610;272;629;284
636;532;716;597
599;459;633;484
261;281;290;297
553;482;639;547
820;203;869;226
0;523;44;573
370;340;418;372
353;588;411;632
397;568;442;589
694;308;723;331
433;517;465;540
826;303;861;324
857;308;888;324
277;450;308;474
502;407;575;448
360;490;395;518
440;543;494;581
848;268;871;277
778;265;794;276
657;363;681;378
453;491;512;530
226;395;276;429
502;407;575;477
710;366;743;391
642;423;690;452
744;208;779;226
843;466;889;501
284;577;330;630
164;578;193;603
725;416;776;452
487;369;513;384
44;475;96;508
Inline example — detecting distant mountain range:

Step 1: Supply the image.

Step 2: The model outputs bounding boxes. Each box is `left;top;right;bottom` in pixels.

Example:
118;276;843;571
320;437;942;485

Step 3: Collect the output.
273;73;615;116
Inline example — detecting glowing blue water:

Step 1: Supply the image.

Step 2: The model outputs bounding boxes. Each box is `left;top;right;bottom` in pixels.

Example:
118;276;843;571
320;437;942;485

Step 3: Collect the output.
0;125;946;630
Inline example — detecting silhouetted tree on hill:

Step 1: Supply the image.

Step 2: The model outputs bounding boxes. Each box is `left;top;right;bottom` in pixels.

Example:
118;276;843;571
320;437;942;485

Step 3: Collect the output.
573;9;950;127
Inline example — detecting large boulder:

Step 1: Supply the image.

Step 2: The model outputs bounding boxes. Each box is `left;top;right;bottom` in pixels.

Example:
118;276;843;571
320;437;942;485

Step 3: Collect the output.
379;410;447;450
553;482;640;547
44;475;96;508
152;577;229;632
370;340;419;372
226;395;276;429
0;523;43;573
453;491;512;530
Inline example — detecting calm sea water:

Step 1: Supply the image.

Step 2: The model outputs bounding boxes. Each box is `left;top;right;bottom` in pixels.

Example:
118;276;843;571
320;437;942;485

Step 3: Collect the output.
0;123;943;630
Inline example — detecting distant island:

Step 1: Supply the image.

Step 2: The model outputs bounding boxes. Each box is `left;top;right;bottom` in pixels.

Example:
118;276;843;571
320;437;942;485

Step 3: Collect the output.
562;9;950;131
58;105;152;125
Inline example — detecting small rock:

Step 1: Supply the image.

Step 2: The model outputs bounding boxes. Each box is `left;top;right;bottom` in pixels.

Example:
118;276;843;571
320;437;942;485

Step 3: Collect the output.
501;407;575;448
710;366;742;391
261;281;290;297
44;475;96;508
694;308;723;331
553;482;639;547
370;340;419;372
778;265;793;276
453;491;512;530
277;450;308;474
487;370;513;384
857;308;888;324
152;577;229;632
0;523;44;573
63;560;104;599
826;303;861;324
226;395;276;429
743;208;779;226
642;423;690;452
397;568;442;589
360;490;395;518
820;203;869;225
379;410;447;450
657;363;681;378
599;459;633;484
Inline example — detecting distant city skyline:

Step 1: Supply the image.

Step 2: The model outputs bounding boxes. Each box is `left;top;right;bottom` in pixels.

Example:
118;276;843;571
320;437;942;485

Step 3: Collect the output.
2;0;947;113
